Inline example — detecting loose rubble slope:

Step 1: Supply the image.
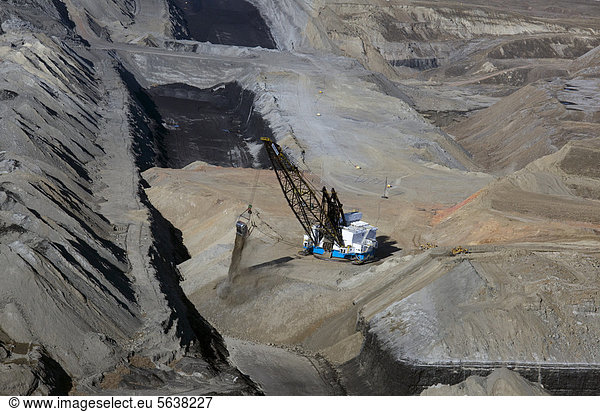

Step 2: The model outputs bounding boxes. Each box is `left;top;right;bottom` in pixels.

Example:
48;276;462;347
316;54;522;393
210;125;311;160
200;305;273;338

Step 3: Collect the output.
0;0;257;395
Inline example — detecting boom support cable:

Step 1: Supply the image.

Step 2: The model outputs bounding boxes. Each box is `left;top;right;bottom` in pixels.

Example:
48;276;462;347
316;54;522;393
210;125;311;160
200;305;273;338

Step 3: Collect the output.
261;137;345;249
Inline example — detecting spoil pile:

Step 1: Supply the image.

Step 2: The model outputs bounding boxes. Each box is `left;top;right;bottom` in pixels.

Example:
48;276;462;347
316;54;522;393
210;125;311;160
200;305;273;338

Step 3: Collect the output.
421;368;550;396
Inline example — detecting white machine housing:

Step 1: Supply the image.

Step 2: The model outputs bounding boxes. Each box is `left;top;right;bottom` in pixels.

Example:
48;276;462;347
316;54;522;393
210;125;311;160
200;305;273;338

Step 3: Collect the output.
303;212;378;261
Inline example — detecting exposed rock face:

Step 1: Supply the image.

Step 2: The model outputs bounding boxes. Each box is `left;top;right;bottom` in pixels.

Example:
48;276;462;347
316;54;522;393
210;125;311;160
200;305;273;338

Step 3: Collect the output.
368;259;600;365
0;0;76;38
448;79;600;174
343;253;600;395
282;0;600;80
0;0;257;395
143;82;272;169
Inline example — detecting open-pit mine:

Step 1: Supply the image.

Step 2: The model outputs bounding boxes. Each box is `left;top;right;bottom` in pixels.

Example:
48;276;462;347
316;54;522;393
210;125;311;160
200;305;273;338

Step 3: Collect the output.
1;0;600;396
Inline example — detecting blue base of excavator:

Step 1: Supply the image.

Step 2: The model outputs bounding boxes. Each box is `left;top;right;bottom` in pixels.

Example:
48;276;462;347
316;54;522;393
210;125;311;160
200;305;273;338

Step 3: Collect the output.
307;246;374;262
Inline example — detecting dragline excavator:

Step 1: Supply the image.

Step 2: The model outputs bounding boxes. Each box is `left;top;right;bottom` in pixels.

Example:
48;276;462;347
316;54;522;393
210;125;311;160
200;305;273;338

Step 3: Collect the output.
258;137;378;263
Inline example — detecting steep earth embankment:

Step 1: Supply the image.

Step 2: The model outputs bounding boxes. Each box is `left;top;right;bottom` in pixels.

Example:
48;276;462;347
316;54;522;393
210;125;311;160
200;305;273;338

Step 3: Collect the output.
144;82;272;169
439;18;600;182
63;0;184;44
342;249;600;395
250;0;600;130
342;138;600;395
571;45;600;78
447;71;600;174
0;0;257;395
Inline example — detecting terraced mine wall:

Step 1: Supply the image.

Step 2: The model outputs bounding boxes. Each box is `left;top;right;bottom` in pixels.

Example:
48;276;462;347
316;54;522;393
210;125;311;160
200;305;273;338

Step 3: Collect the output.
344;330;600;395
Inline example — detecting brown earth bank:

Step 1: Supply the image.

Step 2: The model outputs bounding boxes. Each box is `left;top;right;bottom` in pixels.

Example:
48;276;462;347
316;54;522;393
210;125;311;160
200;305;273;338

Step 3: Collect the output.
143;158;600;394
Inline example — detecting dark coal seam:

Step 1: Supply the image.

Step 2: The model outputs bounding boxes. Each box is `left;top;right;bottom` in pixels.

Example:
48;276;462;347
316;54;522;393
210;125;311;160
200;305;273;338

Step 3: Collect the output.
343;325;600;395
117;64;258;392
145;81;273;169
169;0;276;49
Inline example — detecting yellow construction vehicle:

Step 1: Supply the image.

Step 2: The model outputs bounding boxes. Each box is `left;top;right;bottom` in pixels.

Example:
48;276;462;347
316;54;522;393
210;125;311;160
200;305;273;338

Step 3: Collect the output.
419;242;438;250
451;246;469;255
